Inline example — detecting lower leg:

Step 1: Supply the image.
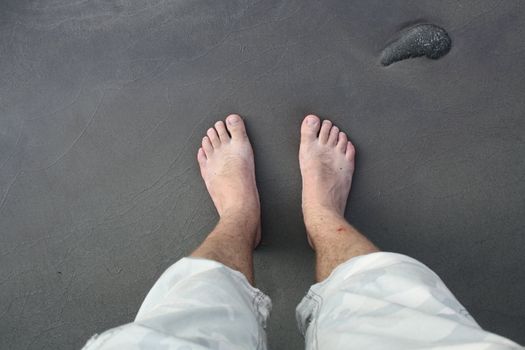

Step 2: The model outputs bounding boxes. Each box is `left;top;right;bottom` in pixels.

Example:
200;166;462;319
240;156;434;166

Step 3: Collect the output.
191;214;258;284
299;115;379;282
304;208;378;282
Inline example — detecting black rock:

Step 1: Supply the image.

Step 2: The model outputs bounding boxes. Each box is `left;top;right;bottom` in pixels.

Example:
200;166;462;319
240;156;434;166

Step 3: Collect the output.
381;24;452;66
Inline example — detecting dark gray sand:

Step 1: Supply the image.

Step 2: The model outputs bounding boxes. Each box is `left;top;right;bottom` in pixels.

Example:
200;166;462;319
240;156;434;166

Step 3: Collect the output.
1;1;524;349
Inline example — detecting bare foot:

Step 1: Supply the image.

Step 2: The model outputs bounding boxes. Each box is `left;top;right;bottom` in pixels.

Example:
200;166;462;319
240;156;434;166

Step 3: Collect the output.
299;114;355;237
197;114;261;247
299;115;355;215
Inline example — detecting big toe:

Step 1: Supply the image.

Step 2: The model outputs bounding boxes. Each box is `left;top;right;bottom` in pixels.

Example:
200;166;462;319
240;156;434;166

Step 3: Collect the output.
301;115;321;143
226;114;247;140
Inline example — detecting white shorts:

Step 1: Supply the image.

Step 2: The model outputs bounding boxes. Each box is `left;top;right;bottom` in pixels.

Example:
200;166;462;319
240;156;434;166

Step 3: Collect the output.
83;253;521;350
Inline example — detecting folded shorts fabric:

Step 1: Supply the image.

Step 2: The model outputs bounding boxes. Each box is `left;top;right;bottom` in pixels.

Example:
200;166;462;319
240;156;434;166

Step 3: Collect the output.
83;257;271;350
83;253;521;350
296;252;521;350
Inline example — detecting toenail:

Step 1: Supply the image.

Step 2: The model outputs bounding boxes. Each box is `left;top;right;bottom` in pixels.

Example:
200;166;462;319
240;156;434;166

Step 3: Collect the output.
306;116;318;126
227;115;240;125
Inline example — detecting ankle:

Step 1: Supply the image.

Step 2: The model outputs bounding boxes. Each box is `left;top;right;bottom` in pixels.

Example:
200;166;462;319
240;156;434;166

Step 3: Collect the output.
302;204;344;227
210;210;259;244
219;205;260;226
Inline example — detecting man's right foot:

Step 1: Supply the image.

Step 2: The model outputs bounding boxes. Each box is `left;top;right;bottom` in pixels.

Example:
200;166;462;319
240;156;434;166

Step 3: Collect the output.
197;114;261;248
299;114;356;248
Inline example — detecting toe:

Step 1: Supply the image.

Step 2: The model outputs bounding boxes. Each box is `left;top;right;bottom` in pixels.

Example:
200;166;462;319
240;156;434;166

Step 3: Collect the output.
215;121;230;142
345;142;356;161
337;132;348;152
319;119;332;144
207;128;220;148
328;125;339;146
197;147;207;165
226;114;247;140
301;115;321;143
202;136;213;155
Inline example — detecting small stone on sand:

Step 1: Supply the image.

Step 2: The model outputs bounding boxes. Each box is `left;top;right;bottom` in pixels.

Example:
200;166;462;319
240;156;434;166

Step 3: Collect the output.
381;24;451;66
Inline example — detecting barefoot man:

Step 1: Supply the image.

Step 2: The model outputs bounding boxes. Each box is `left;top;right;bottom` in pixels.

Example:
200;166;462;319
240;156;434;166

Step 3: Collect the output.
83;114;521;349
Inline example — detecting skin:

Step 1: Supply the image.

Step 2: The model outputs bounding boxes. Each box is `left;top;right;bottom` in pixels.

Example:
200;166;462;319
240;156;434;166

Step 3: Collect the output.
191;113;379;284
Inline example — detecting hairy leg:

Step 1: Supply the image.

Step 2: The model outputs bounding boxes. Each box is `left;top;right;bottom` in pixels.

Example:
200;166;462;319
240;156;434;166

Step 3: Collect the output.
299;115;379;282
190;114;260;285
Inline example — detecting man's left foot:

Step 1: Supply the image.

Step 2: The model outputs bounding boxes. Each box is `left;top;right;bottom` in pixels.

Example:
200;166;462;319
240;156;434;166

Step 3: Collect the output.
197;114;261;247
